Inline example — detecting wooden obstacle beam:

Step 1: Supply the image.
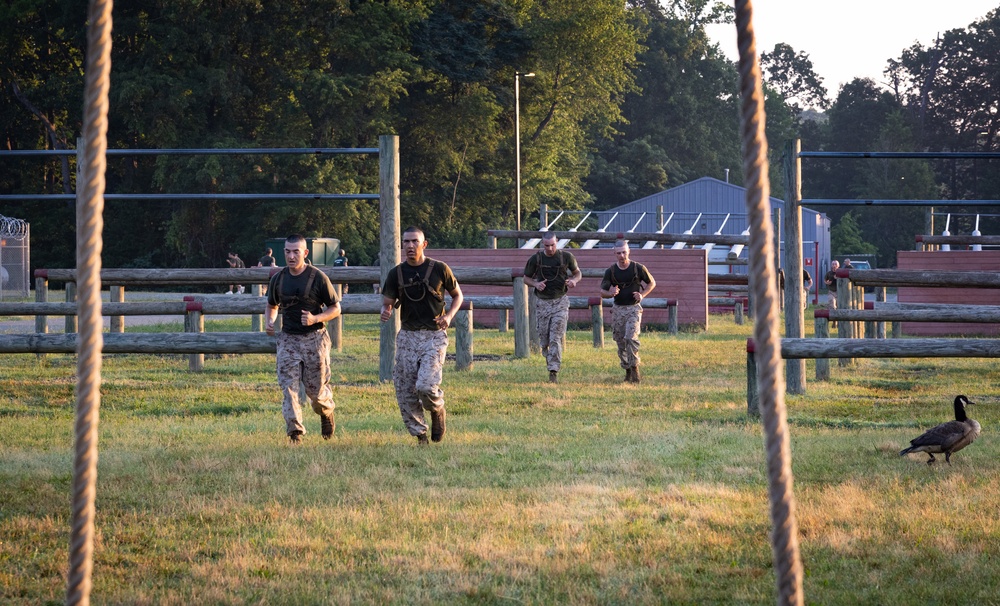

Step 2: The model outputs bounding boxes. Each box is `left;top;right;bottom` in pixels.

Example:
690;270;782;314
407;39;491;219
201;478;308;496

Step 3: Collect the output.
746;337;1000;414
35;266;515;286
837;267;1000;288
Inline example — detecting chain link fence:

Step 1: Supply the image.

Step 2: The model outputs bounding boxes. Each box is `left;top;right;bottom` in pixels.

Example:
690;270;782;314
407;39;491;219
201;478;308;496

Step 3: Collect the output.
1;214;30;300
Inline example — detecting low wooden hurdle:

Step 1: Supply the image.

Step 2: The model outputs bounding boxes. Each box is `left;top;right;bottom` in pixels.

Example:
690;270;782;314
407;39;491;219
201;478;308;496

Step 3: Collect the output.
746;336;1000;415
2;278;676;371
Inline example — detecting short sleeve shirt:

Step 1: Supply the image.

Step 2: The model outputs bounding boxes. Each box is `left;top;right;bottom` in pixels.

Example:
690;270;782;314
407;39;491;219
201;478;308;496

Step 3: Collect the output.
267;266;339;334
601;262;653;306
523;250;579;300
382;258;458;331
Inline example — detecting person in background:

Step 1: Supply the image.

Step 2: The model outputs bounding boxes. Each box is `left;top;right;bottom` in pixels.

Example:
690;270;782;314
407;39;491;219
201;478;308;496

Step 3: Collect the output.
264;235;341;444
380;226;463;445
333;248;349;294
802;268;813;309
522;232;582;383
226;251;245;294
600;240;655;383
257;247;277;295
823;260;840;309
258;247;276;268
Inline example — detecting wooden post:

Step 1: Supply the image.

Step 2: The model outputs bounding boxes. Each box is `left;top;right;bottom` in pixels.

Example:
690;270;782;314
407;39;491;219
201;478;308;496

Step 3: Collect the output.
734;301;744;325
668;301;678;335
455;302;473;371
590;297;604;348
251;283;263;331
110;285;125;333
528;289;540;354
836;274;853;366
513;275;529;359
329;283;343;353
185;306;205;372
498;309;508;333
892;318;903;338
34;275;48;334
64;282;77;333
379;135;401;382
875;286;886;339
488;235;497;249
746;339;759;417
782;139;805;394
814;314;829;381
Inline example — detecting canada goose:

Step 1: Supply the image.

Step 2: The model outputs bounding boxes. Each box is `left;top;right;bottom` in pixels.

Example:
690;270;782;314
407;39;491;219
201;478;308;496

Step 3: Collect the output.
900;395;981;465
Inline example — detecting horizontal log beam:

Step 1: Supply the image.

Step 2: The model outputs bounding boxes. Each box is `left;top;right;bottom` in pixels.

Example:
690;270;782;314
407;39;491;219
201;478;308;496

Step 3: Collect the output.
779;338;1000;359
821;308;1000;323
0;332;276;354
487;229;749;246
35;266;515;286
837;268;1000;288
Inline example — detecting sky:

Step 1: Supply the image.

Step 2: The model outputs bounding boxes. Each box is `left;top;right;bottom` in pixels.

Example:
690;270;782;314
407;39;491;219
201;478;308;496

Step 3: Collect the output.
705;1;1000;100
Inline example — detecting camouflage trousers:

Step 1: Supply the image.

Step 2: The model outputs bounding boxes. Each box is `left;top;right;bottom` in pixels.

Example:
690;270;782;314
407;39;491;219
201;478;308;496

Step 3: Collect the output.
393;329;448;437
612;304;643;369
536;296;570;372
276;329;335;436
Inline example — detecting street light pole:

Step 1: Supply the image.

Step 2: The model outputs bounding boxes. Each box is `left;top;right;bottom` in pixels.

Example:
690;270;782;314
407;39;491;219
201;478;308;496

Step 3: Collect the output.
515;71;534;237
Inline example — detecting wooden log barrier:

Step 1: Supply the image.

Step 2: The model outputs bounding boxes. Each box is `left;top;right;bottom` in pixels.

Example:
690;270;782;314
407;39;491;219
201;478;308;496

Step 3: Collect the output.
454;301;473;371
512;274;530;359
36;265;515;286
837;267;1000;288
590;297;604;348
0;332;276;354
747;337;1000;411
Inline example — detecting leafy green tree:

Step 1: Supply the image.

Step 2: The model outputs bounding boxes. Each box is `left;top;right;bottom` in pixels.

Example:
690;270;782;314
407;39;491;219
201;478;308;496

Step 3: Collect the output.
830;211;876;257
760;43;829;114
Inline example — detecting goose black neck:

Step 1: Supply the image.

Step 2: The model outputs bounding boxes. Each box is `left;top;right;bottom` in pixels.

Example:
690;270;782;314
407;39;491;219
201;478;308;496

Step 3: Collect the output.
954;397;968;422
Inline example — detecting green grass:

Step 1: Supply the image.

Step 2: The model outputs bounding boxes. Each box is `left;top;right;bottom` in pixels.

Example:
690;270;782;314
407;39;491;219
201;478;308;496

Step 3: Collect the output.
2;311;1000;604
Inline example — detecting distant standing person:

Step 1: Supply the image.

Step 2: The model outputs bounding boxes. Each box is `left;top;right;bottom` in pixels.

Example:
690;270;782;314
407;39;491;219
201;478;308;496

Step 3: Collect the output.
600;240;656;383
823;260;840;309
226;251;245;294
258;247;276;267
265;235;341;444
333;248;349;293
522;232;582;383
258;247;277;295
802;268;813;309
380;227;463;445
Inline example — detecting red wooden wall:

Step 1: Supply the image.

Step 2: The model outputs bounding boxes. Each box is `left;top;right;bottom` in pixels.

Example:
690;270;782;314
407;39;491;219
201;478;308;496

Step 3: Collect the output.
896;250;1000;336
425;248;708;329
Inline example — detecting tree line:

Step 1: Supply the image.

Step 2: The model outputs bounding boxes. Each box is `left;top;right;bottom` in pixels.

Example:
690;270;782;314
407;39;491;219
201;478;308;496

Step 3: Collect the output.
2;0;999;271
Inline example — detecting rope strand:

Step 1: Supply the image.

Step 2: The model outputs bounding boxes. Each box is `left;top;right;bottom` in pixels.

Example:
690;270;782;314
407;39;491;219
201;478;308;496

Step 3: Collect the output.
66;1;113;604
733;1;804;604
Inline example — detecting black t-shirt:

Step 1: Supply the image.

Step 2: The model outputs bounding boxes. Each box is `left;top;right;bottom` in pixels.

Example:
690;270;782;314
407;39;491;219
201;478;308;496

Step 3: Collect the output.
259;255;276;267
824;270;837;292
523;250;579;300
267;266;338;334
382;258;458;331
601;262;653;306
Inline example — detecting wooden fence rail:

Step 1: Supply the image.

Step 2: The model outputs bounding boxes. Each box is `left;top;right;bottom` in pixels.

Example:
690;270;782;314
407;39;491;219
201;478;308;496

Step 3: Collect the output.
746;337;1000;415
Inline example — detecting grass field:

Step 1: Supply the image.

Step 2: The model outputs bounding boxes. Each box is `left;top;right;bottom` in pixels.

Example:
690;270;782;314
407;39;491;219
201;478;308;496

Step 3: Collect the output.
2;312;999;605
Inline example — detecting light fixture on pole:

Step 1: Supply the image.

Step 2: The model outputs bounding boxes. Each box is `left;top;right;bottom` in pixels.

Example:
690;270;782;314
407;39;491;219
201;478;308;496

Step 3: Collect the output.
515;71;534;235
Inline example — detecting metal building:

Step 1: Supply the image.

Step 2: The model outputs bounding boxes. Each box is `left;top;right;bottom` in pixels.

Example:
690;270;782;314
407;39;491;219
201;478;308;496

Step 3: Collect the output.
593;177;831;280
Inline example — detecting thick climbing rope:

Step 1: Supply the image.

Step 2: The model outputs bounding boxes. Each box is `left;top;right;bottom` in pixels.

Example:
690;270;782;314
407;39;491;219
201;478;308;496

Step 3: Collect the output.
733;1;804;605
66;1;112;604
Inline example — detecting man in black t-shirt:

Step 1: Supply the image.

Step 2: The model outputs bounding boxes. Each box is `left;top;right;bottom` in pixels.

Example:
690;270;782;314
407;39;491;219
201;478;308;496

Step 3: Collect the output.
265;234;341;444
523;232;582;383
226;251;246;294
381;226;464;445
600;240;656;383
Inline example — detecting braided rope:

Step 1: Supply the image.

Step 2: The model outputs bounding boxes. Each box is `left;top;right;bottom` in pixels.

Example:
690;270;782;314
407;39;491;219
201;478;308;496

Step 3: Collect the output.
66;1;112;604
733;2;804;604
